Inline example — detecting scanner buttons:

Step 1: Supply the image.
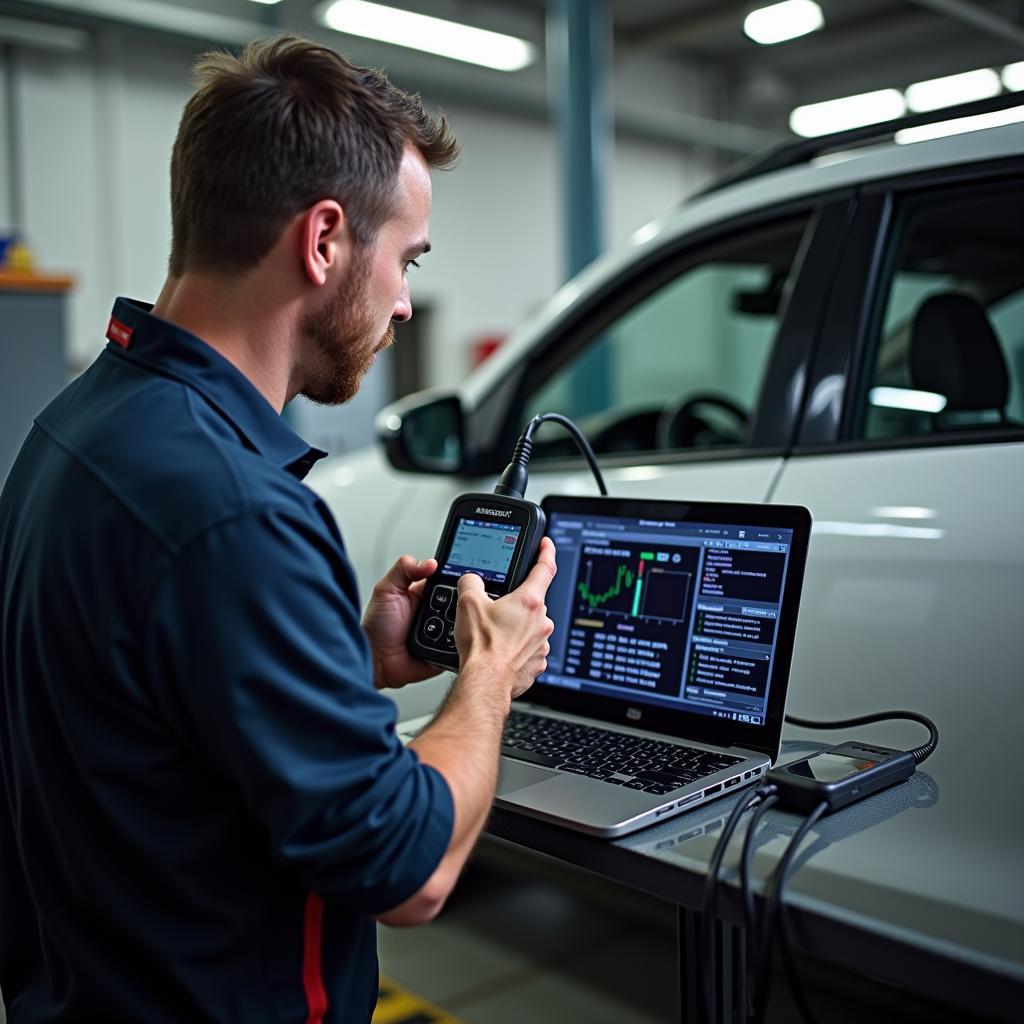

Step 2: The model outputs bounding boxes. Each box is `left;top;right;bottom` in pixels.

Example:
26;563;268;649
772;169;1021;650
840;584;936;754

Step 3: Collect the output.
422;585;459;650
423;584;499;650
422;616;444;643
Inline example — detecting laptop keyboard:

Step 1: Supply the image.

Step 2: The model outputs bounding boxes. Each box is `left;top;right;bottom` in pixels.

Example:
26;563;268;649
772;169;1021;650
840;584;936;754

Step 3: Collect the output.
502;711;745;795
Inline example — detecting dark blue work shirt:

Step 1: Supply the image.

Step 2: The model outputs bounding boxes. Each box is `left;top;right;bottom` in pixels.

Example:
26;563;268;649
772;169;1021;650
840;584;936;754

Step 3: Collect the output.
0;298;453;1023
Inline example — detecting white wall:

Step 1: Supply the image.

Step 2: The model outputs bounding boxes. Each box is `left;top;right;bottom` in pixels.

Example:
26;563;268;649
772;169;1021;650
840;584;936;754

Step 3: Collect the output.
0;51;10;230
0;28;719;451
0;33;194;368
18;45;106;367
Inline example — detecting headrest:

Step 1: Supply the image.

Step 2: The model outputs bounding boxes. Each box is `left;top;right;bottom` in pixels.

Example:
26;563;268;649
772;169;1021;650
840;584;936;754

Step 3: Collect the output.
909;293;1008;412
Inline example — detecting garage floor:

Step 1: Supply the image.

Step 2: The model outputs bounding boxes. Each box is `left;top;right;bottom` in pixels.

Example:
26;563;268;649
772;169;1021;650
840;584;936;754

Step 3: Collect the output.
376;845;981;1024
0;848;983;1024
377;848;678;1024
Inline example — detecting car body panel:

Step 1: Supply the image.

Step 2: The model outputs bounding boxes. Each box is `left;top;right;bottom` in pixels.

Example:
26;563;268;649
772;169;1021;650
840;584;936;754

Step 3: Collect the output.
771;440;1024;771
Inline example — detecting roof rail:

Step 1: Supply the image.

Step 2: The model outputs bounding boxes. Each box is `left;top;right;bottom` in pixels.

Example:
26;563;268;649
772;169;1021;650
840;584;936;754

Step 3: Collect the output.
699;91;1024;197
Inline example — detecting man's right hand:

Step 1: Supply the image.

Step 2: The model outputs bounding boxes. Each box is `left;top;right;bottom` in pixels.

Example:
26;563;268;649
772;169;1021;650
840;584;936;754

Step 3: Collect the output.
454;537;557;703
382;537;557;927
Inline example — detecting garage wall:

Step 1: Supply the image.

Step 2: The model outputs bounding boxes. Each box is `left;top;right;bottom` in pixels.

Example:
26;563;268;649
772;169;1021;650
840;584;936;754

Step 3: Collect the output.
0;29;718;451
0;51;9;229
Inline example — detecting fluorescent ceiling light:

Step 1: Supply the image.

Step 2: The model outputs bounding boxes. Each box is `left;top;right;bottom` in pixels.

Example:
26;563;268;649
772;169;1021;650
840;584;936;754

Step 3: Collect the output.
316;1;535;72
744;1;824;45
790;89;905;138
1002;61;1024;92
868;386;947;414
895;104;1024;143
905;68;1001;113
246;1;283;6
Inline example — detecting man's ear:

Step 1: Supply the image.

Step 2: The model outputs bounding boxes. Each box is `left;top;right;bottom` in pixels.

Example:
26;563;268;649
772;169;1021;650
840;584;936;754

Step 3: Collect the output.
299;200;350;287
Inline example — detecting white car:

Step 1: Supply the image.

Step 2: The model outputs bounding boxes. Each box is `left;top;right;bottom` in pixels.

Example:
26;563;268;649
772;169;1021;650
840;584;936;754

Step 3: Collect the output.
309;105;1024;743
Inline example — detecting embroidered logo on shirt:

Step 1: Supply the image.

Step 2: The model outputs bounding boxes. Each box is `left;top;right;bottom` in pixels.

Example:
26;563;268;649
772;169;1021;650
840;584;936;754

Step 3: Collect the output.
106;317;133;348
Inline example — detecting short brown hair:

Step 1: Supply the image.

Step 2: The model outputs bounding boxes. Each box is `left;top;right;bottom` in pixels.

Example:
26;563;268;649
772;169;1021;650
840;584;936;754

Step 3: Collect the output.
169;35;459;276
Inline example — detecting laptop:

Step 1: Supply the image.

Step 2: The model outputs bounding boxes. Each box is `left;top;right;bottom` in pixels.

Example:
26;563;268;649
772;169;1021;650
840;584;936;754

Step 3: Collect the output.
400;495;811;838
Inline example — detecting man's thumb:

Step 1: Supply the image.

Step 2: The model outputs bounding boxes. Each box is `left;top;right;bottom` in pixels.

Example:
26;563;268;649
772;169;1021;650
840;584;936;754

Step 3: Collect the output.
457;571;485;596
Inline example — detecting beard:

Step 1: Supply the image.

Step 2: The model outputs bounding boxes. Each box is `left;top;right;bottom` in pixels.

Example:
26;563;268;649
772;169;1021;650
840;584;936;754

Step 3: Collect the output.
299;256;395;406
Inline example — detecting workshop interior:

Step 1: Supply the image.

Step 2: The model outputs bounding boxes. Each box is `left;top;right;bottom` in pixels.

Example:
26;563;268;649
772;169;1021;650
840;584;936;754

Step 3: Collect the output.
0;1;1022;1022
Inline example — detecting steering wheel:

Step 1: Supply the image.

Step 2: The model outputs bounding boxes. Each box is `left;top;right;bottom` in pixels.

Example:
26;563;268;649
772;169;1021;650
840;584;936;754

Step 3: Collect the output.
656;393;749;450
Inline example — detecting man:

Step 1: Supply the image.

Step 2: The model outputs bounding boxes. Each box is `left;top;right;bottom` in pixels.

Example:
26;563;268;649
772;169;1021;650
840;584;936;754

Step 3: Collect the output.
0;36;555;1023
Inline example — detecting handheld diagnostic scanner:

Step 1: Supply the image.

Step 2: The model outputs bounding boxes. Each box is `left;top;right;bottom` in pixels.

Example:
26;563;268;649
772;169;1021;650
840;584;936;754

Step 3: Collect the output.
406;413;606;673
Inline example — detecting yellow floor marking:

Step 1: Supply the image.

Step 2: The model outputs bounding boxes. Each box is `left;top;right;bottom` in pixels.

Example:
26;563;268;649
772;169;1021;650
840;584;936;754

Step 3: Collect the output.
374;975;466;1024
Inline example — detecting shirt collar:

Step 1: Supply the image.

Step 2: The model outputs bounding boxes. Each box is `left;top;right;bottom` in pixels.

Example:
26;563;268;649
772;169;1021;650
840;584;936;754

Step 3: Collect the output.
106;298;327;480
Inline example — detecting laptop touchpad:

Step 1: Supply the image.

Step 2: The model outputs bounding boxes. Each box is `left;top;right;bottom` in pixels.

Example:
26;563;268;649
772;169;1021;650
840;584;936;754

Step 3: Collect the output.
497;761;559;795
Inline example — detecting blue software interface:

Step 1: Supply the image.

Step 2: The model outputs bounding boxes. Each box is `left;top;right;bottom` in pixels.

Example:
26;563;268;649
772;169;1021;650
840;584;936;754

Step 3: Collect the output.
540;511;795;726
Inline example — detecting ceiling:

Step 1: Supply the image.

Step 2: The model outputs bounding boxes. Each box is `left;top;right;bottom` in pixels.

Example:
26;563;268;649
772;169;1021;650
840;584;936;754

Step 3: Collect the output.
1;0;1022;149
604;0;1024;110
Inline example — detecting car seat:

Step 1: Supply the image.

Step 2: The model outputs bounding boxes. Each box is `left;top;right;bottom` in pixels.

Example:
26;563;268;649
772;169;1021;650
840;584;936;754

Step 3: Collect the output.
908;291;1015;430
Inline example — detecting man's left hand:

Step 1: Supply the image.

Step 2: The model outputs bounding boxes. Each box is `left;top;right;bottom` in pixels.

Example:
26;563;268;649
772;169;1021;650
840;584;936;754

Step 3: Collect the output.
363;555;442;689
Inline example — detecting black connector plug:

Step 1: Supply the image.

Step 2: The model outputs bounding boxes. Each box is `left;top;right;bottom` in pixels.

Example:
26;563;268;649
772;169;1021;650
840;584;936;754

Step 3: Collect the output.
493;435;534;499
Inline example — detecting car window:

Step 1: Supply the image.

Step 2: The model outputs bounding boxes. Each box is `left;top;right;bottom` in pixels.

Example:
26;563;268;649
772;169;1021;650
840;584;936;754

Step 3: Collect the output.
524;217;811;458
858;182;1024;440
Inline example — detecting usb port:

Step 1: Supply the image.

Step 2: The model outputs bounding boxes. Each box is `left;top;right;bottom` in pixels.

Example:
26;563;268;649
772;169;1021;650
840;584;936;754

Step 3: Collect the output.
744;771;752;779
725;777;740;788
705;783;722;795
655;804;676;817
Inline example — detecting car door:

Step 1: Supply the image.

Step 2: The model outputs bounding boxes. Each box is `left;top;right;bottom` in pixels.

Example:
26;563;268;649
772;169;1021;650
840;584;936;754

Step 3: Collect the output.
500;203;843;506
770;165;1024;757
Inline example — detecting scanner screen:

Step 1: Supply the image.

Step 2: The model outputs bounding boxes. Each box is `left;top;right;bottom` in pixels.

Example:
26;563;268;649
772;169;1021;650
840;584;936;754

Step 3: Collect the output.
444;518;522;583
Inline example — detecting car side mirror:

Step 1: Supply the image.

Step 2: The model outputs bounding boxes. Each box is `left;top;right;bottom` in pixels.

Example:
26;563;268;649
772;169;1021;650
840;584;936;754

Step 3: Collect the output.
375;391;464;473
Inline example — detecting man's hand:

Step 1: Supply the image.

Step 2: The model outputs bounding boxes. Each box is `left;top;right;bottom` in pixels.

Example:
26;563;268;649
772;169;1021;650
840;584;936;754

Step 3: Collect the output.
362;555;441;689
379;538;558;926
454;537;557;706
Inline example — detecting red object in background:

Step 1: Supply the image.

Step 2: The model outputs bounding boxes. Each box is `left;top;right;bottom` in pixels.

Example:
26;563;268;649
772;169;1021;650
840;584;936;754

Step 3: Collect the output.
471;334;505;367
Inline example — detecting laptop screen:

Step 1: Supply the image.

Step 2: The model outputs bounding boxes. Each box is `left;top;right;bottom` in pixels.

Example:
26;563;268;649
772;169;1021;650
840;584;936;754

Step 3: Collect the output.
537;499;807;734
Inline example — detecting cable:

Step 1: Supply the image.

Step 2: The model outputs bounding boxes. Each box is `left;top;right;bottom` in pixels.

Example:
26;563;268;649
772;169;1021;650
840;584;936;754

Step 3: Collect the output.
700;785;772;1020
784;710;938;765
724;712;940;1021
525;413;608;495
494;412;608;499
740;792;779;971
752;800;829;1024
777;869;821;1024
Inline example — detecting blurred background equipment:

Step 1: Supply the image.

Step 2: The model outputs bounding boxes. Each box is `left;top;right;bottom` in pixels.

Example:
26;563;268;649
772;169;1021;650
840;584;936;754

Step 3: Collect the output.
2;1;1022;471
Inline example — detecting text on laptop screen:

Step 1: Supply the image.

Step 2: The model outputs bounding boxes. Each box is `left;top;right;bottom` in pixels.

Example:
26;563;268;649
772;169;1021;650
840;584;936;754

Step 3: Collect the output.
539;511;796;727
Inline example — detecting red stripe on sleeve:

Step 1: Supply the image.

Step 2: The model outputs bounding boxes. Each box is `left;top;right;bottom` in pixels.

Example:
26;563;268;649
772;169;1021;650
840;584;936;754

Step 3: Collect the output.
302;892;328;1024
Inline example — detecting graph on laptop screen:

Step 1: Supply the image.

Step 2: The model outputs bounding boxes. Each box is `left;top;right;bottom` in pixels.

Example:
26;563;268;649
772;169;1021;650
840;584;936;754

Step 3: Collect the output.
540;511;796;726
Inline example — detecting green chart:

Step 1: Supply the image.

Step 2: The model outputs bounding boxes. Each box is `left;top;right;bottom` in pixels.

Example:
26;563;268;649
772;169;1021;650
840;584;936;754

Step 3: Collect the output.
577;554;654;616
578;562;634;610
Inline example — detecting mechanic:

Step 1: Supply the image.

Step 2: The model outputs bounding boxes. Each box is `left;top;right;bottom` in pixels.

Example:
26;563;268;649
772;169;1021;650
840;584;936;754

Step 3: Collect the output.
0;36;556;1024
